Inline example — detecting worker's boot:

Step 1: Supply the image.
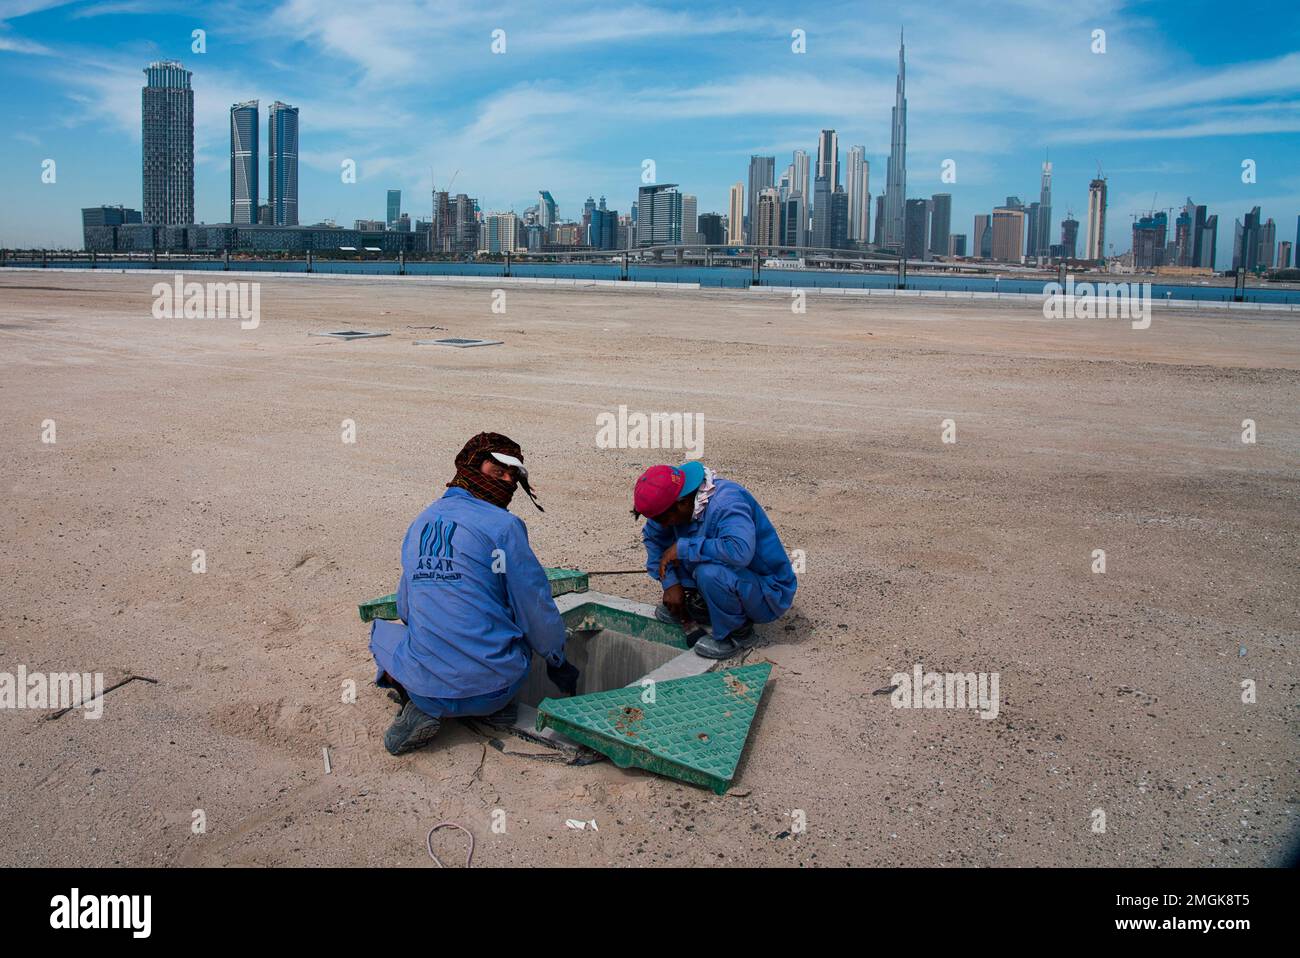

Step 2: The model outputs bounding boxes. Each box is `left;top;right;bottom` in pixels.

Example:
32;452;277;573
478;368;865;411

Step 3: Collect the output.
383;701;442;755
692;621;755;660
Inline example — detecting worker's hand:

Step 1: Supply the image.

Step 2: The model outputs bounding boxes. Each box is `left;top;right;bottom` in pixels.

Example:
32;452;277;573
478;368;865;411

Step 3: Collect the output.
547;660;580;696
657;541;680;580
662;583;691;624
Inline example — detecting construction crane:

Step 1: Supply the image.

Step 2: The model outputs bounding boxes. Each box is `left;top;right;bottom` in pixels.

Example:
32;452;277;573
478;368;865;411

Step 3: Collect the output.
432;169;460;194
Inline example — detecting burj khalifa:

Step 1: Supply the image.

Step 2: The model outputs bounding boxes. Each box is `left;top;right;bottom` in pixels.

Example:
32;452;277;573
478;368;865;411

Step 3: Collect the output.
882;30;907;251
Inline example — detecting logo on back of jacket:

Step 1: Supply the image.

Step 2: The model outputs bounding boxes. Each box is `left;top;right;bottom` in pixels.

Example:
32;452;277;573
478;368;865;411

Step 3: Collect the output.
414;518;461;583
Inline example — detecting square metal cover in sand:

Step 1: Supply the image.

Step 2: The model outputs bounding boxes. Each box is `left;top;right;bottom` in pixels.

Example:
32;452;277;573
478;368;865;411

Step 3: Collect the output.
415;337;503;348
536;662;772;794
310;330;390;340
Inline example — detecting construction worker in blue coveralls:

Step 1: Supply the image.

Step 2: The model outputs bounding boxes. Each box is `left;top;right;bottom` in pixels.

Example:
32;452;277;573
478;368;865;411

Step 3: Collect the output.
370;433;580;755
634;461;797;659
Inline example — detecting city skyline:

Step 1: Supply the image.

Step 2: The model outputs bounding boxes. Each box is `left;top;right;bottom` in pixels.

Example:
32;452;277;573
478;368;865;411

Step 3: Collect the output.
1;0;1298;265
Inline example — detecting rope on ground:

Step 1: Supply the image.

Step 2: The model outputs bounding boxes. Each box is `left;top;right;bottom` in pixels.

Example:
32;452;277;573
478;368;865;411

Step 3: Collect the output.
426;821;474;868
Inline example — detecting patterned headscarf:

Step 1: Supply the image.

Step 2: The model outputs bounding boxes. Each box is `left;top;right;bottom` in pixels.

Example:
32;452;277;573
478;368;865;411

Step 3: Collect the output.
446;432;543;512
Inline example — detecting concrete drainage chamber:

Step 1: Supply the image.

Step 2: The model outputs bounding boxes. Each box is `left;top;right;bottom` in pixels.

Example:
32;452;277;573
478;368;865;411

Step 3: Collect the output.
516;605;689;708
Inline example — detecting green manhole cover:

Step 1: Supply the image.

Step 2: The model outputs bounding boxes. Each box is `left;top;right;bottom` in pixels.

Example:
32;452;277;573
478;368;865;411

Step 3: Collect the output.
535;663;772;794
546;567;589;597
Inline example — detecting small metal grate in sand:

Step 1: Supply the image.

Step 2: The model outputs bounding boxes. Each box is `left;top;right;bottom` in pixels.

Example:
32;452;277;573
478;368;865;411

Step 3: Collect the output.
415;337;503;348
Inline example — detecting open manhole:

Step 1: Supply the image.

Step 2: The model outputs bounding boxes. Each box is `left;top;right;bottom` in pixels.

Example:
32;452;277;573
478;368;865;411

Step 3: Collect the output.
415;337;503;348
356;584;767;791
310;330;390;340
516;623;685;710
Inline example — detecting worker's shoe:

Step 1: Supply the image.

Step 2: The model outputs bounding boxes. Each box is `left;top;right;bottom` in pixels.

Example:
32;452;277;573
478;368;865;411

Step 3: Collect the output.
654;589;711;626
692;622;755;660
383;702;442;755
483;701;518;730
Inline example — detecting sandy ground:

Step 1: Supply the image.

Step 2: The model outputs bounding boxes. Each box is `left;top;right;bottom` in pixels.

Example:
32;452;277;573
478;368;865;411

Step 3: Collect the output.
1;270;1297;867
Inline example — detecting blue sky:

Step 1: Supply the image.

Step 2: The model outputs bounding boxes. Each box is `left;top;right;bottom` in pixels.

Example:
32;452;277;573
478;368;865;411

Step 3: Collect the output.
2;0;1298;262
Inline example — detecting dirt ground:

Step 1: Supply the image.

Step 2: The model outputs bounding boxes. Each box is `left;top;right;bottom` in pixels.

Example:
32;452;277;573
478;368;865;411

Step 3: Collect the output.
1;270;1296;867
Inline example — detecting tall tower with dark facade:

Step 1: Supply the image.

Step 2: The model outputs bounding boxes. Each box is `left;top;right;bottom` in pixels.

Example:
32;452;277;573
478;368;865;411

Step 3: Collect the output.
1036;159;1053;258
142;60;194;225
230;100;259;224
267;101;299;226
882;30;907;250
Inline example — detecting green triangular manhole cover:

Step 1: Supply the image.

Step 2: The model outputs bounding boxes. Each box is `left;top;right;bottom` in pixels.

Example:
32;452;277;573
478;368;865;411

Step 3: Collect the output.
535;663;772;794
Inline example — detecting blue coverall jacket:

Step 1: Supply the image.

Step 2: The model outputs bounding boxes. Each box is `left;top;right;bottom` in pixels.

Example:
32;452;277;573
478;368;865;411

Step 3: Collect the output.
370;487;566;701
642;478;796;636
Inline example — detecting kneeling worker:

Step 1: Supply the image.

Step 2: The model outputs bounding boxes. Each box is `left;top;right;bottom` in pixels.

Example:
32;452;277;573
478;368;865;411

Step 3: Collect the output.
633;461;796;659
370;433;579;755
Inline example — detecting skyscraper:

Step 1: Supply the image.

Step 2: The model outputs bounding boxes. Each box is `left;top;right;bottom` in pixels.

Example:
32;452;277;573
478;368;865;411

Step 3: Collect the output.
746;156;775;244
1257;217;1277;268
874;195;886;247
754;188;781;249
904;198;929;260
1085;176;1107;260
1025;203;1040;258
1233;206;1262;271
267;101;298;226
727;183;745;244
387;190;401;229
1132;212;1168;270
698;213;724;246
846;146;869;244
481;212;520;253
1061;215;1079;259
792;150;810;210
816;130;839;191
1198;215;1218;269
141;60;194;226
229;100;258;224
781;193;806;248
929;193;951;257
589;208;617;249
974;214;992;259
538;190;558;229
1174;201;1194;266
637;184;682;246
882;30;907;250
811;175;831;248
681;194;698;245
432;190;451;251
830;189;849;250
1036;159;1053;259
991;206;1025;262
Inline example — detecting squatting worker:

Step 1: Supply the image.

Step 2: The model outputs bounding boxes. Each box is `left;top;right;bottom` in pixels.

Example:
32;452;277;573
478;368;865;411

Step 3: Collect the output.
633;461;797;659
370;432;580;755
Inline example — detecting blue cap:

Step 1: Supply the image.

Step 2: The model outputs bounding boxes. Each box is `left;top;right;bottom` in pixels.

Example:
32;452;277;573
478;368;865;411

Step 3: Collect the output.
676;461;706;499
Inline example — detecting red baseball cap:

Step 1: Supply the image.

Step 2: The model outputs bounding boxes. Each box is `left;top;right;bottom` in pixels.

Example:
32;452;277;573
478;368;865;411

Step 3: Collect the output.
633;464;686;519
